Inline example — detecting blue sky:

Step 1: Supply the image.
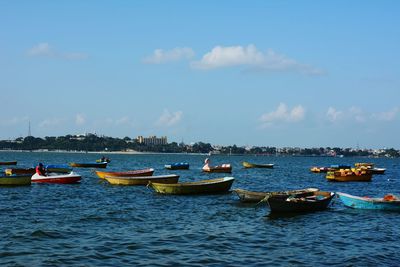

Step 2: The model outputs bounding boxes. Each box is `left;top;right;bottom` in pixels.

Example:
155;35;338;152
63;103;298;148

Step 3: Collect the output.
1;1;399;148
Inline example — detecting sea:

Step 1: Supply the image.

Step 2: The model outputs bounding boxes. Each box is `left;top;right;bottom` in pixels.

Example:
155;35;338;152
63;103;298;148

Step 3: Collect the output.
0;151;399;266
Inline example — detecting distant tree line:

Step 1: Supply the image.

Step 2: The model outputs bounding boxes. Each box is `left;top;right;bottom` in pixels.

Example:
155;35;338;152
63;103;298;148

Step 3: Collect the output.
0;134;398;157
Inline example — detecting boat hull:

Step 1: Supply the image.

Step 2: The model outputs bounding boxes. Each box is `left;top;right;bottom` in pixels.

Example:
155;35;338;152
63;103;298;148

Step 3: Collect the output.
165;163;190;170
31;172;81;184
203;166;232;173
95;168;154;179
0;161;17;165
149;177;234;195
105;174;179;185
267;191;335;213
326;170;372;182
337;192;400;211
69;162;107;168
0;175;31;186
5;168;35;176
233;188;319;203
242;161;274;168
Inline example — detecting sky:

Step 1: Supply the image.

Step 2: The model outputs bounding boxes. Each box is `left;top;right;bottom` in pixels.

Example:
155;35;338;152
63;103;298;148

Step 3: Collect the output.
0;1;399;148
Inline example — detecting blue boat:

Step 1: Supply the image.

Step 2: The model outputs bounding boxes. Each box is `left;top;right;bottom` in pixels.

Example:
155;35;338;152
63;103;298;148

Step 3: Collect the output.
164;162;190;170
337;192;400;211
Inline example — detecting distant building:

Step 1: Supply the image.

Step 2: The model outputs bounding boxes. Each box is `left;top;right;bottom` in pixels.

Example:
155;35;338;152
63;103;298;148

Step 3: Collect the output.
137;135;168;145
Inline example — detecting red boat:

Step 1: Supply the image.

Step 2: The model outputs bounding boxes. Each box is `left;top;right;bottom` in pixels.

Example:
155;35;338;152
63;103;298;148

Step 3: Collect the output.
31;172;81;184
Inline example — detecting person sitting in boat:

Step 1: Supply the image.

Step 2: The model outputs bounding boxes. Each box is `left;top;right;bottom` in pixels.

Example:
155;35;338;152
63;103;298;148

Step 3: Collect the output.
202;158;210;171
36;163;46;176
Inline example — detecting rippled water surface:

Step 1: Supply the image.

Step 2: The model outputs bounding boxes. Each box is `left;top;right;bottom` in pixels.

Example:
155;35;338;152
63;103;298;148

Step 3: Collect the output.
0;152;399;266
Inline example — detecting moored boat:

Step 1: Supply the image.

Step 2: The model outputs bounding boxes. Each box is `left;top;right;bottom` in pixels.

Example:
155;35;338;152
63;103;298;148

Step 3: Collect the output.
202;158;232;173
0;161;17;165
310;164;351;173
233;188;319;203
0;174;31;186
45;164;73;173
326;168;372;182
69;162;108;168
95;168;155;179
105;174;179;185
337;192;400;211
149;177;234;195
165;162;190;170
266;191;335;213
354;163;385;175
31;172;81;184
370;168;386;174
5;167;35;176
242;161;274;168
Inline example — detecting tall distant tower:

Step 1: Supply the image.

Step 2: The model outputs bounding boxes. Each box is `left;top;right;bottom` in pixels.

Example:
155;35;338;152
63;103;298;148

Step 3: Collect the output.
28;121;31;137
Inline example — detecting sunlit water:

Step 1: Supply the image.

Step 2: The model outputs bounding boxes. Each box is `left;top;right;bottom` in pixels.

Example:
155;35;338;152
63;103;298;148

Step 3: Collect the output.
0;152;399;266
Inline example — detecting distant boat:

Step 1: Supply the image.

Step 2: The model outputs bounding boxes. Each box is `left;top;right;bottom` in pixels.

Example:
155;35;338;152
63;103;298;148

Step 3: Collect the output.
202;158;232;173
0;161;17;165
105;174;179;186
310;164;351;173
242;161;274;169
95;168;154;179
354;162;386;175
165;162;190;170
266;191;335;213
5;167;35;176
45;164;73;173
337;192;400;211
69;162;107;168
149;177;234;195
233;188;319;203
31;172;81;184
0;174;31;186
326;168;372;182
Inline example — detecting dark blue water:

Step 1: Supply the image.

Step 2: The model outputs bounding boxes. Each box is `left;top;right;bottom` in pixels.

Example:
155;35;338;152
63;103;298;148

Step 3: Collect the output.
0;152;399;266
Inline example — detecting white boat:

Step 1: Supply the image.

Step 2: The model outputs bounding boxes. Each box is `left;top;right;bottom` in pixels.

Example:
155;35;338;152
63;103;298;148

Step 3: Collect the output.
31;172;82;184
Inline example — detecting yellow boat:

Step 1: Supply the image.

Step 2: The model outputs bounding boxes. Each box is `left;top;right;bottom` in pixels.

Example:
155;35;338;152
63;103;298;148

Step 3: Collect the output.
242;161;274;168
0;174;31;186
95;168;154;179
326;168;372;182
148;177;234;195
105;174;179;186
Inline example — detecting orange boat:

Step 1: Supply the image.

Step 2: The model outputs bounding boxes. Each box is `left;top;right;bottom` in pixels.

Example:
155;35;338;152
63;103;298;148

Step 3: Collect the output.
202;158;232;173
95;168;154;179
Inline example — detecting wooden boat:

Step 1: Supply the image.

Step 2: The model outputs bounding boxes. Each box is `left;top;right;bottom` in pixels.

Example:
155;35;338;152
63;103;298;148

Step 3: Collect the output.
355;162;374;168
5;167;35;176
149;177;234;195
354;163;385;175
233;188;319;203
326;168;372;182
105;174;179;186
165;162;190;170
95;168;154;179
31;172;81;184
202;164;232;173
266;191;335;213
69;162;107;168
242;161;274;168
337;192;400;211
310;167;329;173
310;164;351;173
45;164;73;173
0;174;31;186
370;168;386;174
0;161;17;165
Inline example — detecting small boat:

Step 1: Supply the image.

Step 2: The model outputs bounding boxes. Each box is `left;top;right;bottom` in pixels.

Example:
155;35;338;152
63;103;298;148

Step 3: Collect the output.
69;162;107;168
242;161;274;168
337;192;400;211
96;158;111;163
0;174;31;186
105;174;179;186
95;168;154;179
5;167;35;176
354;163;385;175
266;191;335;213
326;168;372;182
149;177;234;195
165;162;190;170
0;161;17;165
202;158;232;173
310;164;351;173
45;164;73;173
31;172;81;184
354;162;374;168
233;188;319;203
370;168;386;174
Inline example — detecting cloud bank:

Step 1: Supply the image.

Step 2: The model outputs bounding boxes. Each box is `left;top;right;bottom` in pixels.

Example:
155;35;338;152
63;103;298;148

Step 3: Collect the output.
156;110;183;127
260;103;305;127
27;43;88;60
143;47;195;64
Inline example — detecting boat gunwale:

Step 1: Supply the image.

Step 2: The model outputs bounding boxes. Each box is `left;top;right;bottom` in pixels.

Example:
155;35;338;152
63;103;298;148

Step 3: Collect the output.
150;177;234;187
337;192;400;204
104;174;179;180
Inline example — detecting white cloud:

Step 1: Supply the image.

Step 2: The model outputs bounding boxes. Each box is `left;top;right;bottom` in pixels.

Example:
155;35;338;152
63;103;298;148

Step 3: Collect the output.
372;107;399;121
191;44;322;75
143;47;195;64
39;118;63;128
326;107;343;122
75;114;86;125
260;103;305;127
27;43;88;60
156;110;183;127
349;107;366;123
